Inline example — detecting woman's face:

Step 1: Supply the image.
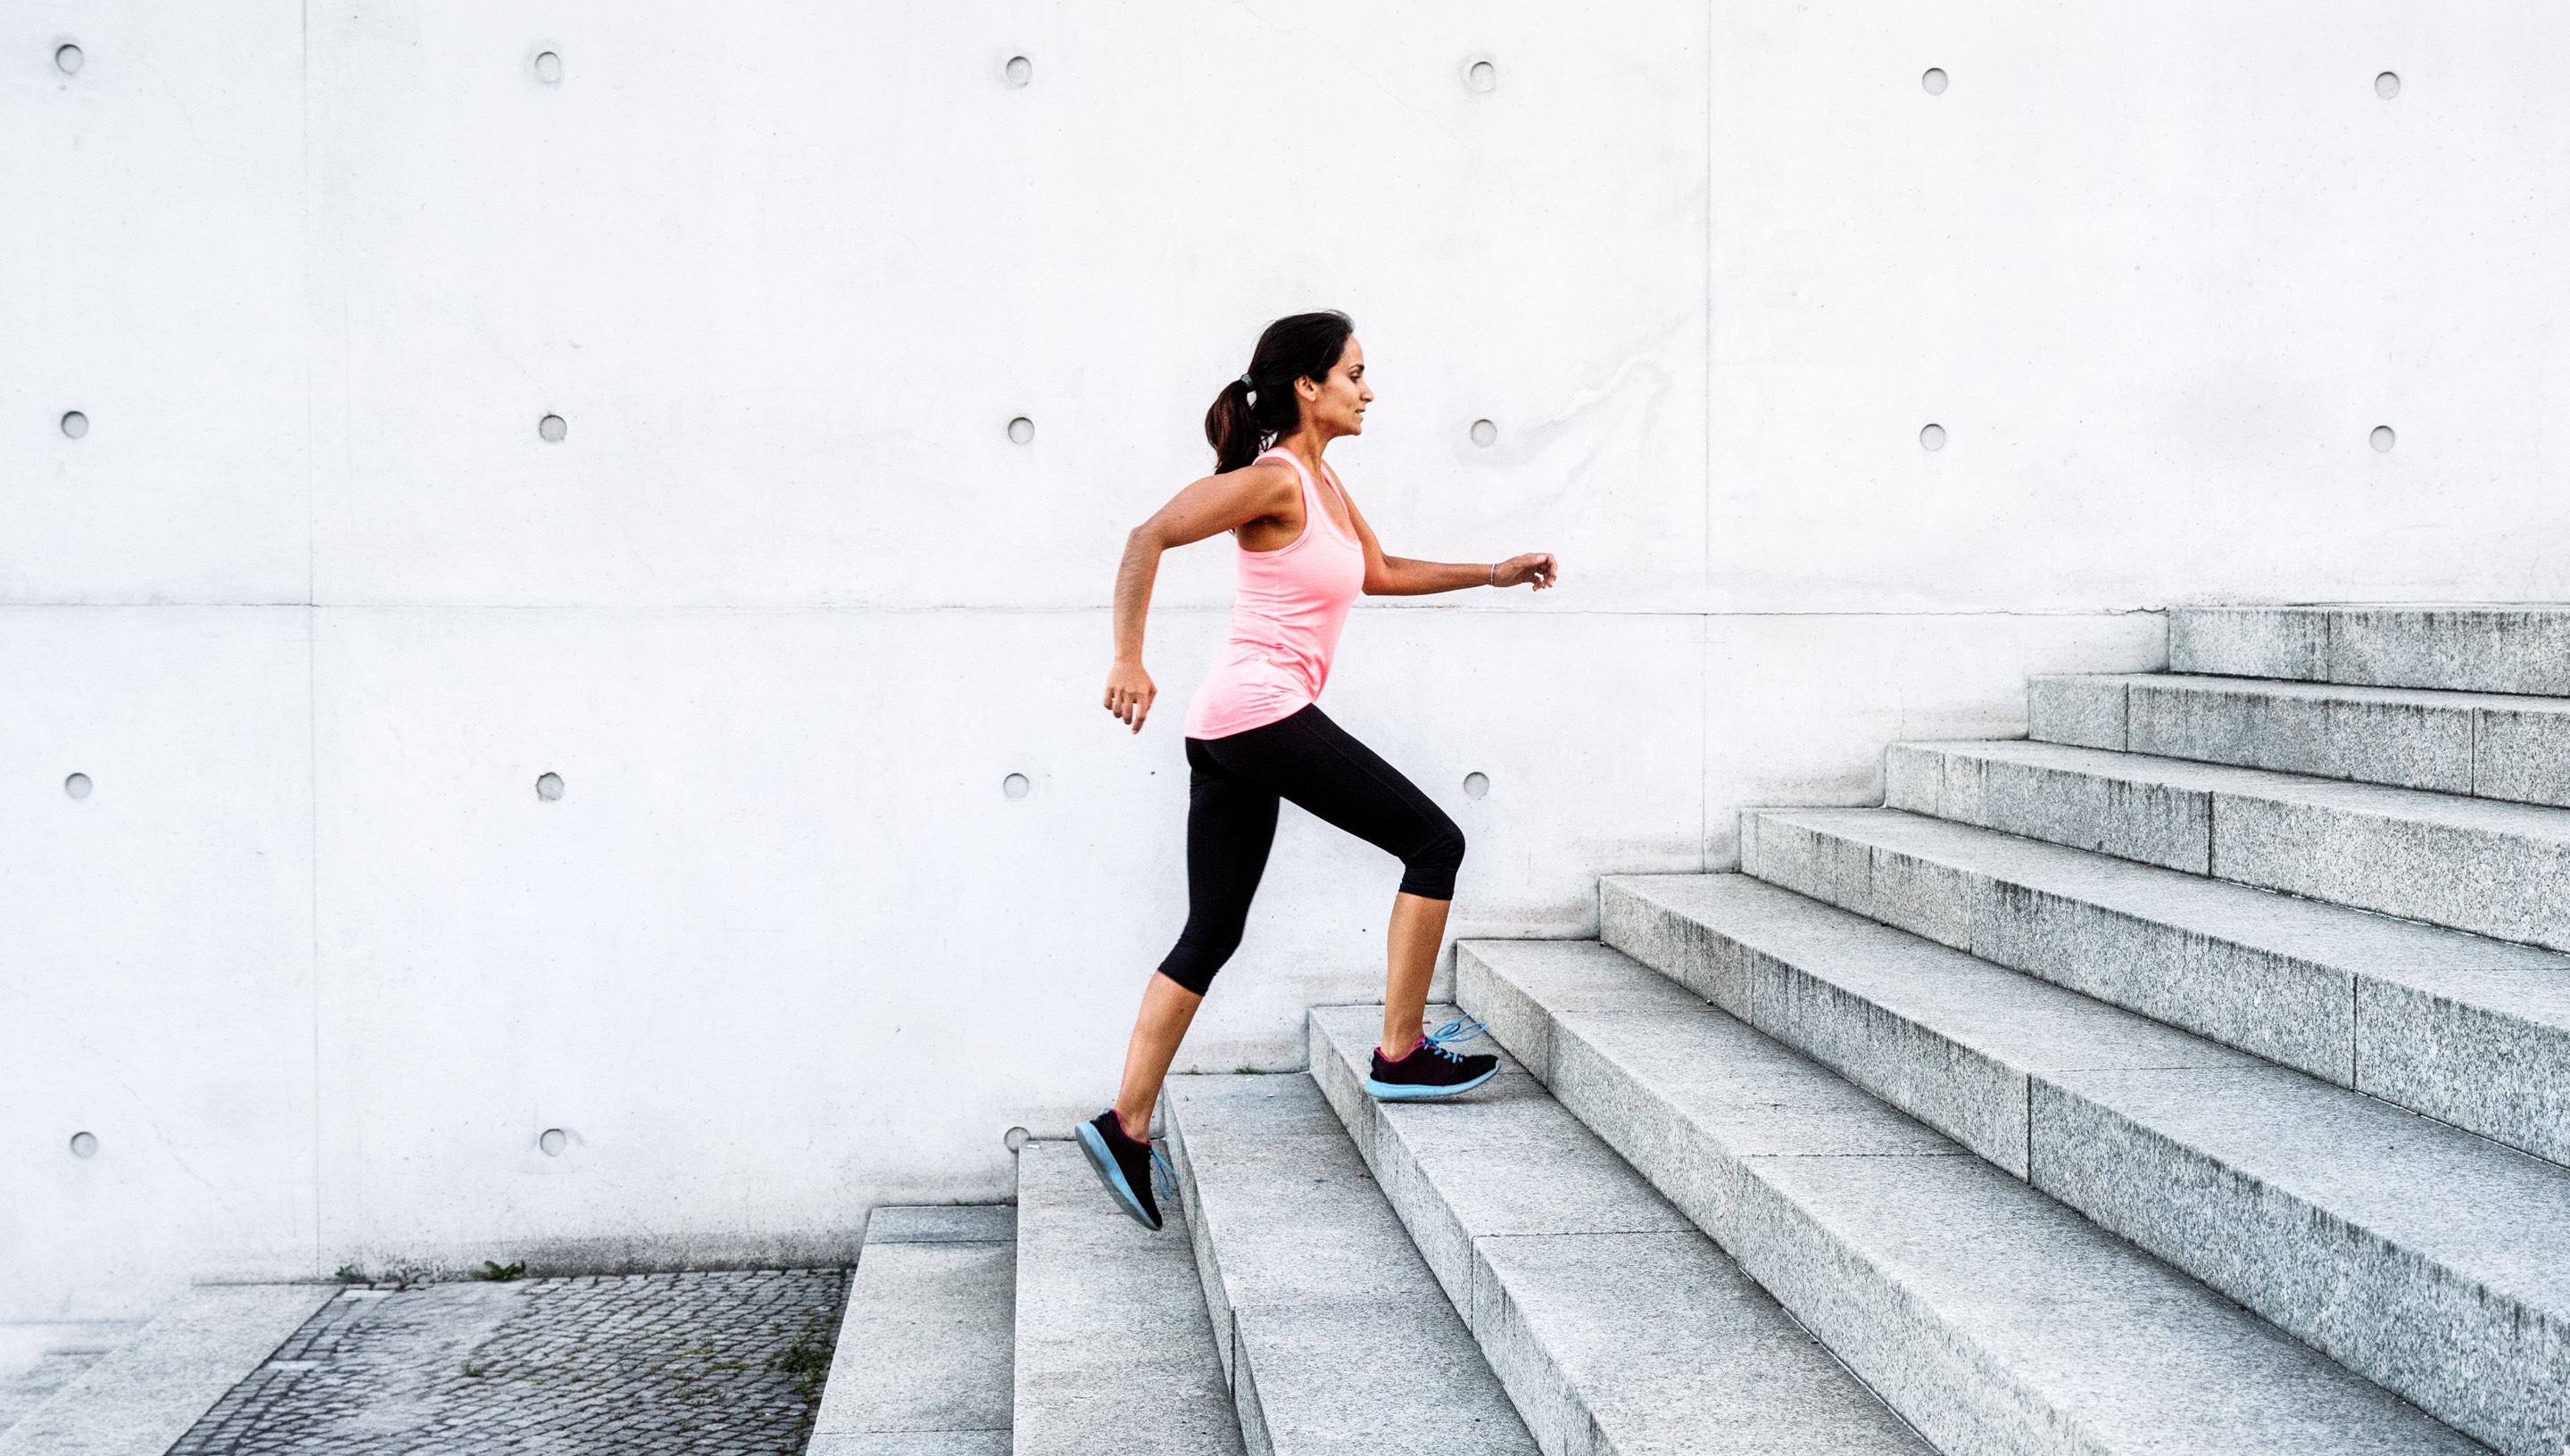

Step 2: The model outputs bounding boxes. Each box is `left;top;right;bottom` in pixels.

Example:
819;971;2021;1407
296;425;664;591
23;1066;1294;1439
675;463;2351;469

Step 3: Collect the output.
1297;336;1372;440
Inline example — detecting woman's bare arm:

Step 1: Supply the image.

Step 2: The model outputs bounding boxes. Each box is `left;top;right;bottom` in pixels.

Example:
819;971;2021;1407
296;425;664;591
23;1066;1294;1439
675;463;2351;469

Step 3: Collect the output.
1104;461;1298;732
1339;490;1559;597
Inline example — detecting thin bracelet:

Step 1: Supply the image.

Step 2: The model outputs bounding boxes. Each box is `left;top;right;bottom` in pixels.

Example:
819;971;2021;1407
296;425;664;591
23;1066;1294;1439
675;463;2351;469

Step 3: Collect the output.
1486;562;1496;585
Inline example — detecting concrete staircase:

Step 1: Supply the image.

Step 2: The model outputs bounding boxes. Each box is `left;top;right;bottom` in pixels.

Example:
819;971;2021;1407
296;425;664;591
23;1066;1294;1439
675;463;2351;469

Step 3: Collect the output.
895;605;2570;1454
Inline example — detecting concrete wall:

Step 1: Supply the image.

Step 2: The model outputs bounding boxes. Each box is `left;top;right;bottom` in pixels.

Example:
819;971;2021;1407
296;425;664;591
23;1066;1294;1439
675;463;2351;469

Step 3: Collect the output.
6;0;2551;1318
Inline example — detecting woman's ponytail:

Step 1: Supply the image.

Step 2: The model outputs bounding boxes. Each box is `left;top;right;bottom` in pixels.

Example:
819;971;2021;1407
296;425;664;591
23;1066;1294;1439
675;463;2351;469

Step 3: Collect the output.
1204;310;1355;473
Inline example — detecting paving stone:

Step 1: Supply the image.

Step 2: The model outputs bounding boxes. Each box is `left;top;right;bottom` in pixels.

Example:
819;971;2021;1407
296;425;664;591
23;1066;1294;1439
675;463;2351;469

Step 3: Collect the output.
162;1270;846;1455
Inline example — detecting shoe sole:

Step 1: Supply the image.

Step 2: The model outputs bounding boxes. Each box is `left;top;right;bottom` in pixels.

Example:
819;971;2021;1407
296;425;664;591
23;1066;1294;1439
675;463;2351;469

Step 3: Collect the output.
1363;1066;1499;1100
1074;1121;1164;1232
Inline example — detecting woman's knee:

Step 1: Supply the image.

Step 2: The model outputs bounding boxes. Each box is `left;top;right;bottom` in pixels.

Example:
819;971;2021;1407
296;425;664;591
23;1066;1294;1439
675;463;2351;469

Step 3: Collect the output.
1398;817;1467;899
1155;929;1239;996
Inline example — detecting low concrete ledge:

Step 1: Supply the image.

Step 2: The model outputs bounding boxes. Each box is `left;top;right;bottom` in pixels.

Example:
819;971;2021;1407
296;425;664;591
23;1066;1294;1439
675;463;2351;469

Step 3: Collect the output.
808;1205;1015;1456
0;1283;336;1456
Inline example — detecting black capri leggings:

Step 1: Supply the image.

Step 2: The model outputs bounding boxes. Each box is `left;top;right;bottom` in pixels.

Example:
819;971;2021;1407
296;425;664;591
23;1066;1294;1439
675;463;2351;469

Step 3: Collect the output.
1155;704;1466;995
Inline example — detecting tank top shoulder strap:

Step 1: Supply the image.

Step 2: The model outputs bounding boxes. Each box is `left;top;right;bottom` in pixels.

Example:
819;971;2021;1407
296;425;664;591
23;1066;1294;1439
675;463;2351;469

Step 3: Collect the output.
1256;444;1318;511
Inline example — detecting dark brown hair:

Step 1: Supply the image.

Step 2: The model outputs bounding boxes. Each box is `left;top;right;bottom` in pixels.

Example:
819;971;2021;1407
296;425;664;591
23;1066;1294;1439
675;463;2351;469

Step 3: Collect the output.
1205;310;1355;472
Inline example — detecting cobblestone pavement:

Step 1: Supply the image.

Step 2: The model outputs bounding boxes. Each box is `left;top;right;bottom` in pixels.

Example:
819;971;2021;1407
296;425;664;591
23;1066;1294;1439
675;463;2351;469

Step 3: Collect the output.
167;1268;848;1455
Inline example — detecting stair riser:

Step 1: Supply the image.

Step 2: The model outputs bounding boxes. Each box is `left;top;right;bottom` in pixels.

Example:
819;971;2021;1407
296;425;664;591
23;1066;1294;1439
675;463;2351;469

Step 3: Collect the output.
1736;819;2357;1084
1736;818;2570;1165
1163;1077;1542;1456
2029;676;2570;809
2034;1085;2567;1456
2171;608;2570;697
1305;1024;1638;1456
1601;890;2569;1456
1887;743;2570;953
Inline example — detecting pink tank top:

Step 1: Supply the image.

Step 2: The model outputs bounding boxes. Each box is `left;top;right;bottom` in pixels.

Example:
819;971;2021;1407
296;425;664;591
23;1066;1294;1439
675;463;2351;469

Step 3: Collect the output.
1183;447;1369;740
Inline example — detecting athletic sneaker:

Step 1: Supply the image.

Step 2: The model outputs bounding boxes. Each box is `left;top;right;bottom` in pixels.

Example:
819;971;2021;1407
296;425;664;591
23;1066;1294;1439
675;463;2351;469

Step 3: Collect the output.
1076;1110;1173;1232
1364;1016;1499;1100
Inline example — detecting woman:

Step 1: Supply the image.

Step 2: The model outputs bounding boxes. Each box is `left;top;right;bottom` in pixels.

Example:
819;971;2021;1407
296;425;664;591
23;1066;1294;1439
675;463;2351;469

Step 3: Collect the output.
1079;310;1560;1230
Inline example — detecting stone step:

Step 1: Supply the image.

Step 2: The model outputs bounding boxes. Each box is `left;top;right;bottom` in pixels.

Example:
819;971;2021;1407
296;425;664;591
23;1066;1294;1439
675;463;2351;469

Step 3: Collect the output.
1593;877;2570;1456
1720;807;2570;1165
1163;1072;1538;1456
0;1323;139;1441
0;1284;335;1456
1302;1004;1932;1456
808;1205;1016;1456
1011;1140;1241;1456
1886;737;2570;952
2169;605;2570;696
1454;938;2485;1456
2028;672;2570;807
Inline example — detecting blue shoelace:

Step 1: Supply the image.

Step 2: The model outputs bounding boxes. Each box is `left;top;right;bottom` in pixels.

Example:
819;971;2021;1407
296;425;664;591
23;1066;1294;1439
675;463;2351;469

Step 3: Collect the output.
1420;1014;1488;1063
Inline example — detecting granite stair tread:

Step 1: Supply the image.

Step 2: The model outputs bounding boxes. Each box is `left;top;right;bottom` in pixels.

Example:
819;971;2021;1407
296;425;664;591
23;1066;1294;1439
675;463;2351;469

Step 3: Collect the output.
1454;937;2485;1456
1163;1073;1538;1456
1720;806;2570;1164
808;1205;1016;1456
2169;604;2570;697
1593;875;2570;1456
2026;670;2570;807
1885;737;2570;952
1012;1141;1242;1456
1304;1002;1933;1456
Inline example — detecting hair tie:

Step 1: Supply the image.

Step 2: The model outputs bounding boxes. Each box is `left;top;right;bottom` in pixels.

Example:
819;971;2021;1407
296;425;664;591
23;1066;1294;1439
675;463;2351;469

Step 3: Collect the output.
1237;373;1255;389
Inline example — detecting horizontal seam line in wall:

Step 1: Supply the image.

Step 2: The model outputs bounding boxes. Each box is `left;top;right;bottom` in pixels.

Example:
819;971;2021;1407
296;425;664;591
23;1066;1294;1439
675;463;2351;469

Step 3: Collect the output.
0;603;2178;618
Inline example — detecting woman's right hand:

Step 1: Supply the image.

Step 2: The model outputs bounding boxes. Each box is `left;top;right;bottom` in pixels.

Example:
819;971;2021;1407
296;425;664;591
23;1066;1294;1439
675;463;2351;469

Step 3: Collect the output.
1105;659;1157;733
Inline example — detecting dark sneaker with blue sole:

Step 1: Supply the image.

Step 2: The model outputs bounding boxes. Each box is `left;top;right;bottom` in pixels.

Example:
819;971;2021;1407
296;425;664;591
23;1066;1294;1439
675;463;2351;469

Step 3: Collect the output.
1364;1016;1500;1100
1076;1110;1171;1231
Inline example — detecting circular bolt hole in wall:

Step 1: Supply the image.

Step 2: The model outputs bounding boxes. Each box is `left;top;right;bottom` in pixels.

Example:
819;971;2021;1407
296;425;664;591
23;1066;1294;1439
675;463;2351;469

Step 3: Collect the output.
1469;418;1497;448
69;1131;98;1158
1922;67;1948;95
61;410;87;439
535;50;562;83
535;772;565;801
1463;772;1491;800
537;414;567;443
2375;71;2401;99
54;43;83;75
538;1128;568;1156
1919;423;1947;451
2371;426;2397;452
63;773;92;799
1466;60;1496;93
1007;417;1035;444
1003;773;1032;800
1004;1126;1031;1153
1004;55;1032;87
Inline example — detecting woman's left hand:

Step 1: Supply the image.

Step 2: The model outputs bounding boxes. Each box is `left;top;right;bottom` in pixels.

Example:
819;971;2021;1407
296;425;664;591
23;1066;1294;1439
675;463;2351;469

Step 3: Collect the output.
1492;552;1558;591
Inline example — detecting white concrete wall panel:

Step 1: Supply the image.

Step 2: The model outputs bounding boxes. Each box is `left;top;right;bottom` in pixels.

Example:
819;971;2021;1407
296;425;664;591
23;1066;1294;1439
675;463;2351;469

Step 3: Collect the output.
304;605;1698;1268
0;608;316;1319
3;6;309;604
306;2;1708;611
1710;3;2570;610
1701;612;2167;863
16;0;2570;1313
